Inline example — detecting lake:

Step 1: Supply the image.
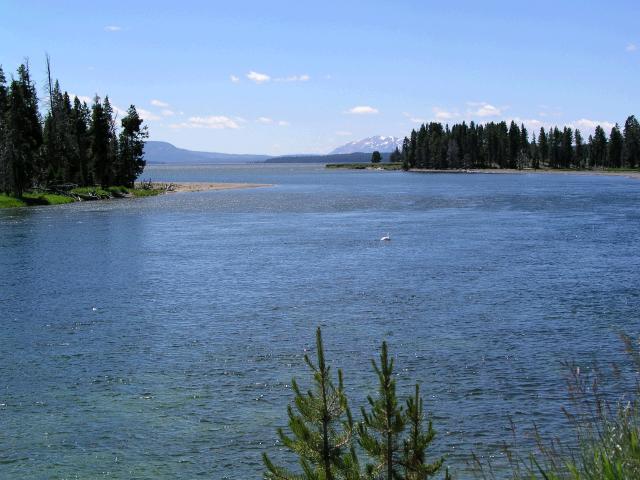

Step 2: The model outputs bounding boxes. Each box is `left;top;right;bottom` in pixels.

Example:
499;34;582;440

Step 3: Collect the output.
1;164;639;479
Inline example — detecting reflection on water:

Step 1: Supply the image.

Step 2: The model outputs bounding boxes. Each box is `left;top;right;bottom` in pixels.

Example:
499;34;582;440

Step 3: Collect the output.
1;165;639;478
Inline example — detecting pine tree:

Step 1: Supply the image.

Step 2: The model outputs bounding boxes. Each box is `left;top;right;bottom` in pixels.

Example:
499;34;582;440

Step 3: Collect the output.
608;124;623;169
358;341;406;479
0;66;8;192
371;151;382;164
117;105;148;187
263;328;360;480
4;63;42;196
574;129;585;169
622;115;640;168
89;96;111;186
402;385;443;480
591;126;608;168
537;127;548;166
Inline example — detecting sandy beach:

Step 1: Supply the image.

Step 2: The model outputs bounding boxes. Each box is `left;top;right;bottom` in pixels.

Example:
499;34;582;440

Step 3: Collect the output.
146;182;272;193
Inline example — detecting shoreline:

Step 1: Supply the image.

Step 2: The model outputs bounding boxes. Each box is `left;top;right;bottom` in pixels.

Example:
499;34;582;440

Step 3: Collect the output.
165;182;272;193
0;182;271;209
408;168;640;180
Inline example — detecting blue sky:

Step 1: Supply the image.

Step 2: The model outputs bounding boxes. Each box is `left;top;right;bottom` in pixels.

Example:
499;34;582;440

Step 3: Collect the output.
1;0;639;154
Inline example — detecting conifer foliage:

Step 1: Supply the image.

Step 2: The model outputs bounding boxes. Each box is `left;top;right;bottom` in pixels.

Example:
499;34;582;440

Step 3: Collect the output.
399;116;640;171
265;331;448;480
358;342;406;479
0;59;147;196
263;328;360;480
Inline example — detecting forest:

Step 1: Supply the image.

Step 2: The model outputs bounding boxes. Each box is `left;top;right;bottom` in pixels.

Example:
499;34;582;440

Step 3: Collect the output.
394;116;640;171
0;60;147;198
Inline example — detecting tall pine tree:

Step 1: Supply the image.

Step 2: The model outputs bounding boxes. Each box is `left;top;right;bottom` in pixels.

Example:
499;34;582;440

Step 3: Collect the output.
263;328;360;480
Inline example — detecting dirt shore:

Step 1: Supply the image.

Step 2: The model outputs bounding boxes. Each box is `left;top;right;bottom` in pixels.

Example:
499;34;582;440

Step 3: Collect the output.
151;182;272;193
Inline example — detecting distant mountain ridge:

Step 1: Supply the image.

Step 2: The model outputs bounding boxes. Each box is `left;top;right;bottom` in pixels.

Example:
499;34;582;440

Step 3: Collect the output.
144;141;271;164
330;135;402;154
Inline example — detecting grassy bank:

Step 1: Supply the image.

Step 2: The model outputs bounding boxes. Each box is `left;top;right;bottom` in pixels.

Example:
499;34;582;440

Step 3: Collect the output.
0;185;164;209
326;162;404;170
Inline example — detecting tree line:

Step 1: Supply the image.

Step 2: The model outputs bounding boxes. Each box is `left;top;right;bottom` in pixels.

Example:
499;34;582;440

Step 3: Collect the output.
394;116;640;171
0;60;148;197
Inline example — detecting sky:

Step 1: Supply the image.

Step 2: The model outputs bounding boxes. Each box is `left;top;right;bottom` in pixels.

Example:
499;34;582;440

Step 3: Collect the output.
1;0;639;155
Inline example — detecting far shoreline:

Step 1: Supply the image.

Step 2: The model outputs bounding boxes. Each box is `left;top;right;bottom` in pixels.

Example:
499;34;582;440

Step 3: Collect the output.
408;167;640;180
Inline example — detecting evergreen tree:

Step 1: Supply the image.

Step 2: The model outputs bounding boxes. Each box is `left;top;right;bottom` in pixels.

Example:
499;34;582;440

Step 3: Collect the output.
263;328;360;480
371;151;382;164
591;126;608;168
71;98;91;185
622;115;640;168
560;127;573;168
4;63;42;196
508;121;521;169
574;129;585;169
402;385;444;480
117;105;147;187
358;341;405;479
89;96;111;186
537;127;549;166
389;147;402;164
608;124;623;169
0;66;8;192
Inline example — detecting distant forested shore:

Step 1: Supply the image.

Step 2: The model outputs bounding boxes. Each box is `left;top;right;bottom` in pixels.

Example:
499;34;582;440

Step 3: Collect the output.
0;59;148;203
393;116;640;171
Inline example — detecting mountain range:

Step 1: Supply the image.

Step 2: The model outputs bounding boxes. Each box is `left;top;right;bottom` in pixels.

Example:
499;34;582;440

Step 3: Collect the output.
144;135;402;164
329;135;403;154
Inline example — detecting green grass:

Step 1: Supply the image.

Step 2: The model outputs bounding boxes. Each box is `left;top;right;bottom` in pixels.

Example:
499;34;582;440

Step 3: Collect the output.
0;194;27;208
1;185;165;209
130;188;163;197
0;193;75;208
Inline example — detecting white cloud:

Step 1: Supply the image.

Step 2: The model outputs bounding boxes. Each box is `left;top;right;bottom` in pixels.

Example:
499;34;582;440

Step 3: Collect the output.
278;120;290;126
138;108;162;121
275;74;310;82
161;109;175;117
230;75;240;83
257;116;274;124
626;43;637;52
247;71;271;84
170;116;240;129
104;25;121;32
336;130;352;136
572;118;616;132
346;105;379;115
433;107;458;121
151;99;169;107
468;102;502;117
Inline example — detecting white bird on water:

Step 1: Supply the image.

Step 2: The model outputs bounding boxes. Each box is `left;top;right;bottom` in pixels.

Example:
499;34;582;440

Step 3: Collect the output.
380;233;391;242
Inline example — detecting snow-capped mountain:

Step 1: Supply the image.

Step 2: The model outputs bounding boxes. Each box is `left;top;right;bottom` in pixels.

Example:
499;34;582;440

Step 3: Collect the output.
330;135;403;154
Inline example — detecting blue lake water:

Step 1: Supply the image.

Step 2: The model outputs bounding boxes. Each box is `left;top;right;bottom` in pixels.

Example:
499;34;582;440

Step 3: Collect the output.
1;164;640;478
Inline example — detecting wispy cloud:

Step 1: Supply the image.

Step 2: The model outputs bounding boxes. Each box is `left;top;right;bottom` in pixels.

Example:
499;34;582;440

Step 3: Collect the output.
468;102;502;117
138;108;162;121
433;107;458;121
247;71;271;84
335;130;352;136
170;116;240;129
278;120;290;126
275;74;310;82
151;99;169;108
161;109;175;117
104;25;122;32
626;43;638;52
346;105;379;115
230;75;240;83
572;118;616;132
